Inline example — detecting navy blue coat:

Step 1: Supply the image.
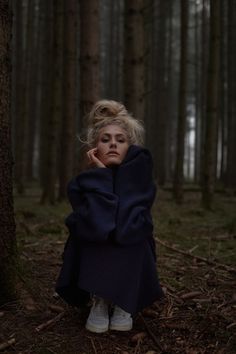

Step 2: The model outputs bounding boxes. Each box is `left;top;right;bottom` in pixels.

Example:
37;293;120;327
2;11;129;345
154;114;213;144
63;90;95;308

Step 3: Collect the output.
56;145;164;315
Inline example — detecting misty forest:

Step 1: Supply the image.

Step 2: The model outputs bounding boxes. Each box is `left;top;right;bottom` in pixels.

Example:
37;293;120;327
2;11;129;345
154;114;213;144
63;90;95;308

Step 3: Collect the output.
0;0;236;353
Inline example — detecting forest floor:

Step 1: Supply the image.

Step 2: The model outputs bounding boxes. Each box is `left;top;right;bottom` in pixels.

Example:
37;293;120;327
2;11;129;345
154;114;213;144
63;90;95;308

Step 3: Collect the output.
1;187;236;354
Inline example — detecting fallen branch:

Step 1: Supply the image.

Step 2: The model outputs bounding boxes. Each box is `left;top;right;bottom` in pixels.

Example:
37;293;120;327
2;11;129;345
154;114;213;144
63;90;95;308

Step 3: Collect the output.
89;337;97;354
227;322;236;330
35;311;65;332
180;291;202;300
48;304;64;313
156;237;236;273
0;338;16;351
188;244;199;253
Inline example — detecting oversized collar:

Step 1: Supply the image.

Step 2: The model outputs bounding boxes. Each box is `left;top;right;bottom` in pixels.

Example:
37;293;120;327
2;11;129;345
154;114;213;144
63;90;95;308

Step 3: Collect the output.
117;144;152;168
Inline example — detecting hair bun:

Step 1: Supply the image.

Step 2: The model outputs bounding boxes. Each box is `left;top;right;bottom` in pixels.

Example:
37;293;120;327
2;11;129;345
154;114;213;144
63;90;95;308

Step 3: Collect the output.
88;100;128;126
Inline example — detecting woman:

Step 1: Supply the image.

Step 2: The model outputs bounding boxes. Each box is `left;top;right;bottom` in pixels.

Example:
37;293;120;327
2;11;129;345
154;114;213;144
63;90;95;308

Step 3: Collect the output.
56;100;164;333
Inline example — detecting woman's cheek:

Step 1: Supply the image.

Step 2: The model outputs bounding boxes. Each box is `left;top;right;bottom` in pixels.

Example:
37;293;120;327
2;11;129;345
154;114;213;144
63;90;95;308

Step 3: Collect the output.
97;150;107;164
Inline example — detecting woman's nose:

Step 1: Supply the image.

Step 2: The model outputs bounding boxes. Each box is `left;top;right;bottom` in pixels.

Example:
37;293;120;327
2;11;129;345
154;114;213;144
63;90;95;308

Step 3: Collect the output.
110;139;117;147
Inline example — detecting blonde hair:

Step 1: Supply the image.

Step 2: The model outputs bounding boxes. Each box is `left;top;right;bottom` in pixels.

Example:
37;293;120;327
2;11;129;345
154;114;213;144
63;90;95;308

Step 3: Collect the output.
83;100;145;148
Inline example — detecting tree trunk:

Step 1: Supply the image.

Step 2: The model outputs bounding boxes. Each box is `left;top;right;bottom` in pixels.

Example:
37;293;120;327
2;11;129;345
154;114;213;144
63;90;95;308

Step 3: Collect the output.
124;0;145;121
219;0;227;183
194;0;201;183
152;0;168;184
33;0;46;180
173;0;189;203
226;0;236;188
22;0;35;182
202;0;220;209
0;0;17;304
58;0;77;200
100;0;110;98
200;0;209;188
40;0;55;203
107;0;123;100
79;0;100;122
26;0;39;181
13;0;28;193
11;0;23;172
41;0;64;204
39;0;53;194
117;0;125;101
143;0;153;151
165;0;174;183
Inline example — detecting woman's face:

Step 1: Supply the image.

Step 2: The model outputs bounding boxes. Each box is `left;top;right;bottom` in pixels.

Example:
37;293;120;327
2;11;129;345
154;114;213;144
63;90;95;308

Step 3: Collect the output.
96;125;129;167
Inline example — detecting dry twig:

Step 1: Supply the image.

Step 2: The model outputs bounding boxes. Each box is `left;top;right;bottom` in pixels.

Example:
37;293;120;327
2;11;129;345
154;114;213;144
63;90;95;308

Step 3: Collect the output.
89;337;97;354
48;304;64;313
35;311;65;332
180;291;202;300
0;338;16;351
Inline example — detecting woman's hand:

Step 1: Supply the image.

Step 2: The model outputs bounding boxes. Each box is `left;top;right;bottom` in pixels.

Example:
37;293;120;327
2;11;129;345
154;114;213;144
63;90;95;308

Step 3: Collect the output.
87;148;106;168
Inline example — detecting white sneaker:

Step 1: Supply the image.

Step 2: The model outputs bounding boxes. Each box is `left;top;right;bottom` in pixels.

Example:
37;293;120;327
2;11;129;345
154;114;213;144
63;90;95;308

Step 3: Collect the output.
109;305;133;331
85;297;109;333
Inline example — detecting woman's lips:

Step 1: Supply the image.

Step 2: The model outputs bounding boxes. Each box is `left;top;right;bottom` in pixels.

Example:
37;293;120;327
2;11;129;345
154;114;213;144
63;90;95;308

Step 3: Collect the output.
107;152;119;156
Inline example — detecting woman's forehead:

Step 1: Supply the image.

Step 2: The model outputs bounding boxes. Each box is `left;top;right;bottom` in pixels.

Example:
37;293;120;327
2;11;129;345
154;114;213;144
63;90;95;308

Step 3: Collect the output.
99;124;127;136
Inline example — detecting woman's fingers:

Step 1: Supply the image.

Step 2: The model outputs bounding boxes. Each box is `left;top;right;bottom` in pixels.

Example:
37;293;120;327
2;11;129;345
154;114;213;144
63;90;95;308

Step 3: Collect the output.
87;148;105;168
87;148;97;161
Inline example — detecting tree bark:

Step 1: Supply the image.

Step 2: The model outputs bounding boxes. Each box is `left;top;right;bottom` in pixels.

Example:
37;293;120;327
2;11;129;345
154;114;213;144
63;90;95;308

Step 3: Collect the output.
26;0;39;181
202;0;220;209
194;0;201;183
199;0;209;187
41;0;64;204
165;0;174;183
13;0;28;193
22;0;35;182
226;0;236;188
124;0;145;121
107;0;123;100
11;0;22;174
173;0;189;203
0;0;17;304
79;0;100;123
219;1;227;183
39;0;53;194
152;0;168;184
40;0;55;203
58;0;77;200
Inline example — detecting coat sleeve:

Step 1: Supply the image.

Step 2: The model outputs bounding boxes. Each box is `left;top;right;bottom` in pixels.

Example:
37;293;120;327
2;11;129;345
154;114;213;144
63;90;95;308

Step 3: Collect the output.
114;148;156;245
65;168;119;243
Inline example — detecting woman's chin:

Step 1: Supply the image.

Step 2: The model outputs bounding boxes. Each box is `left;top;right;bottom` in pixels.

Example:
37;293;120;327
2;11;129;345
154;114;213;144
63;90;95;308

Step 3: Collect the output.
105;159;121;167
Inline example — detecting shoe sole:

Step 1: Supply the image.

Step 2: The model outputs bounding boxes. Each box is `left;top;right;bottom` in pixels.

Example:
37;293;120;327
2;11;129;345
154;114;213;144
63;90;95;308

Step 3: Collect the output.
86;322;108;333
109;323;133;331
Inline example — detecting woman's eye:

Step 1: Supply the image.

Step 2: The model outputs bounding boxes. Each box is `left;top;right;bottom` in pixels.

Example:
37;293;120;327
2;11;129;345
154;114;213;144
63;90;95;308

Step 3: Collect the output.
101;138;109;143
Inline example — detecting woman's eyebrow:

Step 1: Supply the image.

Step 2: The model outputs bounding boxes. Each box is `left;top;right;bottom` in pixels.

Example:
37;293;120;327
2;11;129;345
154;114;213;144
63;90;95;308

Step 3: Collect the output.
101;133;126;137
